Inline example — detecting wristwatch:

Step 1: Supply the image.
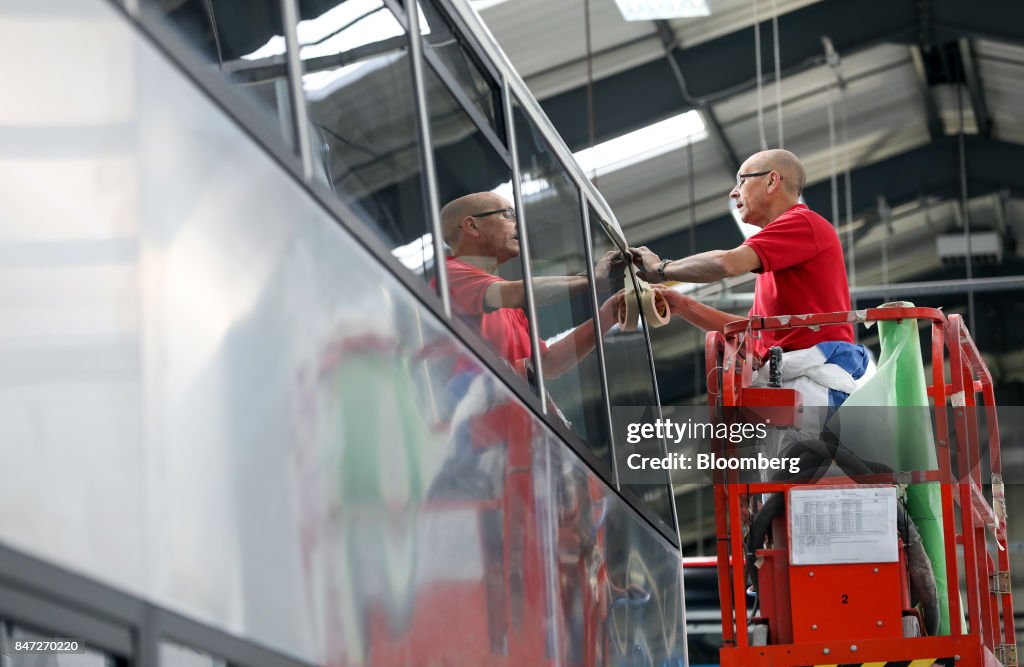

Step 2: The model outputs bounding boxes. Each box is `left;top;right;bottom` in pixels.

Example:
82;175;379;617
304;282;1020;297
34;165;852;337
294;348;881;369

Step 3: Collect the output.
656;258;670;281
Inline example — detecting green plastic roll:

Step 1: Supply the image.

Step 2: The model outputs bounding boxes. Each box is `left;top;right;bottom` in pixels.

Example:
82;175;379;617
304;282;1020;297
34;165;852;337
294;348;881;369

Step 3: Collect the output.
835;303;950;635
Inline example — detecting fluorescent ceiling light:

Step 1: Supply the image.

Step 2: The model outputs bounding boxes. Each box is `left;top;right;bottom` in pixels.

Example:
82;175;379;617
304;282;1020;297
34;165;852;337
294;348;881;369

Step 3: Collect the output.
573;110;706;177
614;0;711;21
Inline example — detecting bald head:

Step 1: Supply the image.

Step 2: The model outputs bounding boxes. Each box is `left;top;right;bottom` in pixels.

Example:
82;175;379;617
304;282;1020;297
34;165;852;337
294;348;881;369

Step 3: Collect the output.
731;149;808;227
441;192;501;246
440;191;519;262
747;149;806;196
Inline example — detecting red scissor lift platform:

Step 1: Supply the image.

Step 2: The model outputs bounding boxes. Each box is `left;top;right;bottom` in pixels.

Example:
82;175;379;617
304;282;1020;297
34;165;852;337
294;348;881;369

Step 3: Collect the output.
705;307;1017;667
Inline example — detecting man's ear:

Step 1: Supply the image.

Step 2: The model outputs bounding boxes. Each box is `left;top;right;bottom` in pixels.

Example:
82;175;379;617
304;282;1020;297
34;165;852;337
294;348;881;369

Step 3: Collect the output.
463;216;480;237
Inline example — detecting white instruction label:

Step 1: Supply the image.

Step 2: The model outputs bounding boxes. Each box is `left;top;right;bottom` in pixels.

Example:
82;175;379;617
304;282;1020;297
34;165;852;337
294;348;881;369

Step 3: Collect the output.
788;486;898;565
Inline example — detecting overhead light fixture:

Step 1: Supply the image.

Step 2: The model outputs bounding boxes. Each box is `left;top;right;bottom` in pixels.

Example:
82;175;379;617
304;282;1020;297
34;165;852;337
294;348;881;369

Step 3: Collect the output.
573;110;706;177
614;0;711;21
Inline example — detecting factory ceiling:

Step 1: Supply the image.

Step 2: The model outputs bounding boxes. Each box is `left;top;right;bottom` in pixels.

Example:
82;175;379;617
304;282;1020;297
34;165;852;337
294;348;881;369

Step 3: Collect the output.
473;0;1024;401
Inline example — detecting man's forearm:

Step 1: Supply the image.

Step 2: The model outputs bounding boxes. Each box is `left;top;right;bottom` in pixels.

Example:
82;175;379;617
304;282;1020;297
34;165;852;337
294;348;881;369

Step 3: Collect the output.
672;293;743;332
542;303;617;378
488;275;589;310
531;275;590;306
544;326;591;378
664;250;732;283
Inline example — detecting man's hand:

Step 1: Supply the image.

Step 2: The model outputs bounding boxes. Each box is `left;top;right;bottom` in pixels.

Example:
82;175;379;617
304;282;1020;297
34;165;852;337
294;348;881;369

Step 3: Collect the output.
629;246;665;283
646;283;742;333
646;282;684;317
599;288;625;332
593;250;627;294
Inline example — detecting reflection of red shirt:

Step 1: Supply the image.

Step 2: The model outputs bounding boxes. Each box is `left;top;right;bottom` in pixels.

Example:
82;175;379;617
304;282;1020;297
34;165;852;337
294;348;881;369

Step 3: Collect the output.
443;256;547;365
743;204;853;357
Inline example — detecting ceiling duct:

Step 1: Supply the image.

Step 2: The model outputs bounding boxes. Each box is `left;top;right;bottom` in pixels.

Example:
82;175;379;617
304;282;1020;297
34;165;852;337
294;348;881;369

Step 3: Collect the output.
936;231;1002;265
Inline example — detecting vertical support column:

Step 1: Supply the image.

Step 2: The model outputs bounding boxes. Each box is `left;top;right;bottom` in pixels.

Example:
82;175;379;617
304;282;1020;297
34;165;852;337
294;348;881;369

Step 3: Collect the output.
949;316;982;638
635;272;682;539
998;510;1016;647
931;320;963;636
580;200;620;490
408;0;451;318
501;77;546;409
134;604;160;667
729;485;749;648
539;429;564;667
981;374;1017;647
715;477;736;647
963;360;994;649
279;0;314;181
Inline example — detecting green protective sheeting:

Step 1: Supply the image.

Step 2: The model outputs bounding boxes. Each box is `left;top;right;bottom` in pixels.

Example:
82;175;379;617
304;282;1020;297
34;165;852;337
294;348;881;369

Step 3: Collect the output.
831;303;951;635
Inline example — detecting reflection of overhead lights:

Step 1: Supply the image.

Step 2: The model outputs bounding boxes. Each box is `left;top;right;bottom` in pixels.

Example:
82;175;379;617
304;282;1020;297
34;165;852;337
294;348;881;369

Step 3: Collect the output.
241;0;429;100
492;178;552;203
303;53;401;97
521;177;551;198
470;0;511;9
242;36;285;60
730;195;807;239
493;182;513;202
614;0;710;21
573;110;706;177
392;232;434;274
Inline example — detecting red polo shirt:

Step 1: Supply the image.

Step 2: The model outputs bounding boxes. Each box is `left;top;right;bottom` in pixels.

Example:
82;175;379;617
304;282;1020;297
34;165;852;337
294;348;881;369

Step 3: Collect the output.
742;204;853;357
442;256;546;366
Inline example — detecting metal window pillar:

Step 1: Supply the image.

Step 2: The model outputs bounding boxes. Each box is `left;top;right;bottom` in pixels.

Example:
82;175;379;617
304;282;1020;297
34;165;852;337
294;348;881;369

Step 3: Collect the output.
279;0;315;181
639;305;682;543
580;201;620;490
502;78;547;409
408;0;452;318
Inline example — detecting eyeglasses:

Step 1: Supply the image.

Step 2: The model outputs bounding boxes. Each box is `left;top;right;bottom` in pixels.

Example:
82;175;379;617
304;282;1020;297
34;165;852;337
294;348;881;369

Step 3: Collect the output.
471;207;517;222
735;170;779;188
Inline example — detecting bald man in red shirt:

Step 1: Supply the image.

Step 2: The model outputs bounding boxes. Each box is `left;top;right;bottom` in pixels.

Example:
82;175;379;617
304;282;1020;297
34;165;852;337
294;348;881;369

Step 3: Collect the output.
630;149;868;409
440;191;622;380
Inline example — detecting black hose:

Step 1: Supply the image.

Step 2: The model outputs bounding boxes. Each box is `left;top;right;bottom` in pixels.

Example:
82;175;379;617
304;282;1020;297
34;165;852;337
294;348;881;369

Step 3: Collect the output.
898;498;940;636
744;437;940;636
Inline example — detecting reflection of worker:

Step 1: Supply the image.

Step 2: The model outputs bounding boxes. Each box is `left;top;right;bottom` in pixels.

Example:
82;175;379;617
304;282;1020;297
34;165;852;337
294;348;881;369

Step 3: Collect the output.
440;191;622;380
630;149;868;410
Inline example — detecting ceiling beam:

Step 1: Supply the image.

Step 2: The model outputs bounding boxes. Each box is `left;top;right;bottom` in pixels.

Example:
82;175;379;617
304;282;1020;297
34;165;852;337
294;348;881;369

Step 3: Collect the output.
539;0;1024;152
909;45;945;140
653;20;740;173
958;38;993;137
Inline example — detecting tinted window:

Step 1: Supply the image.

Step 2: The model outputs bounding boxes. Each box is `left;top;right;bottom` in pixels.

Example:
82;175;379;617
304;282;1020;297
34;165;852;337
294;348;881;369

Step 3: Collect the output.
589;207;676;530
512;102;614;466
417;0;502;139
140;0;296;150
294;2;433;282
